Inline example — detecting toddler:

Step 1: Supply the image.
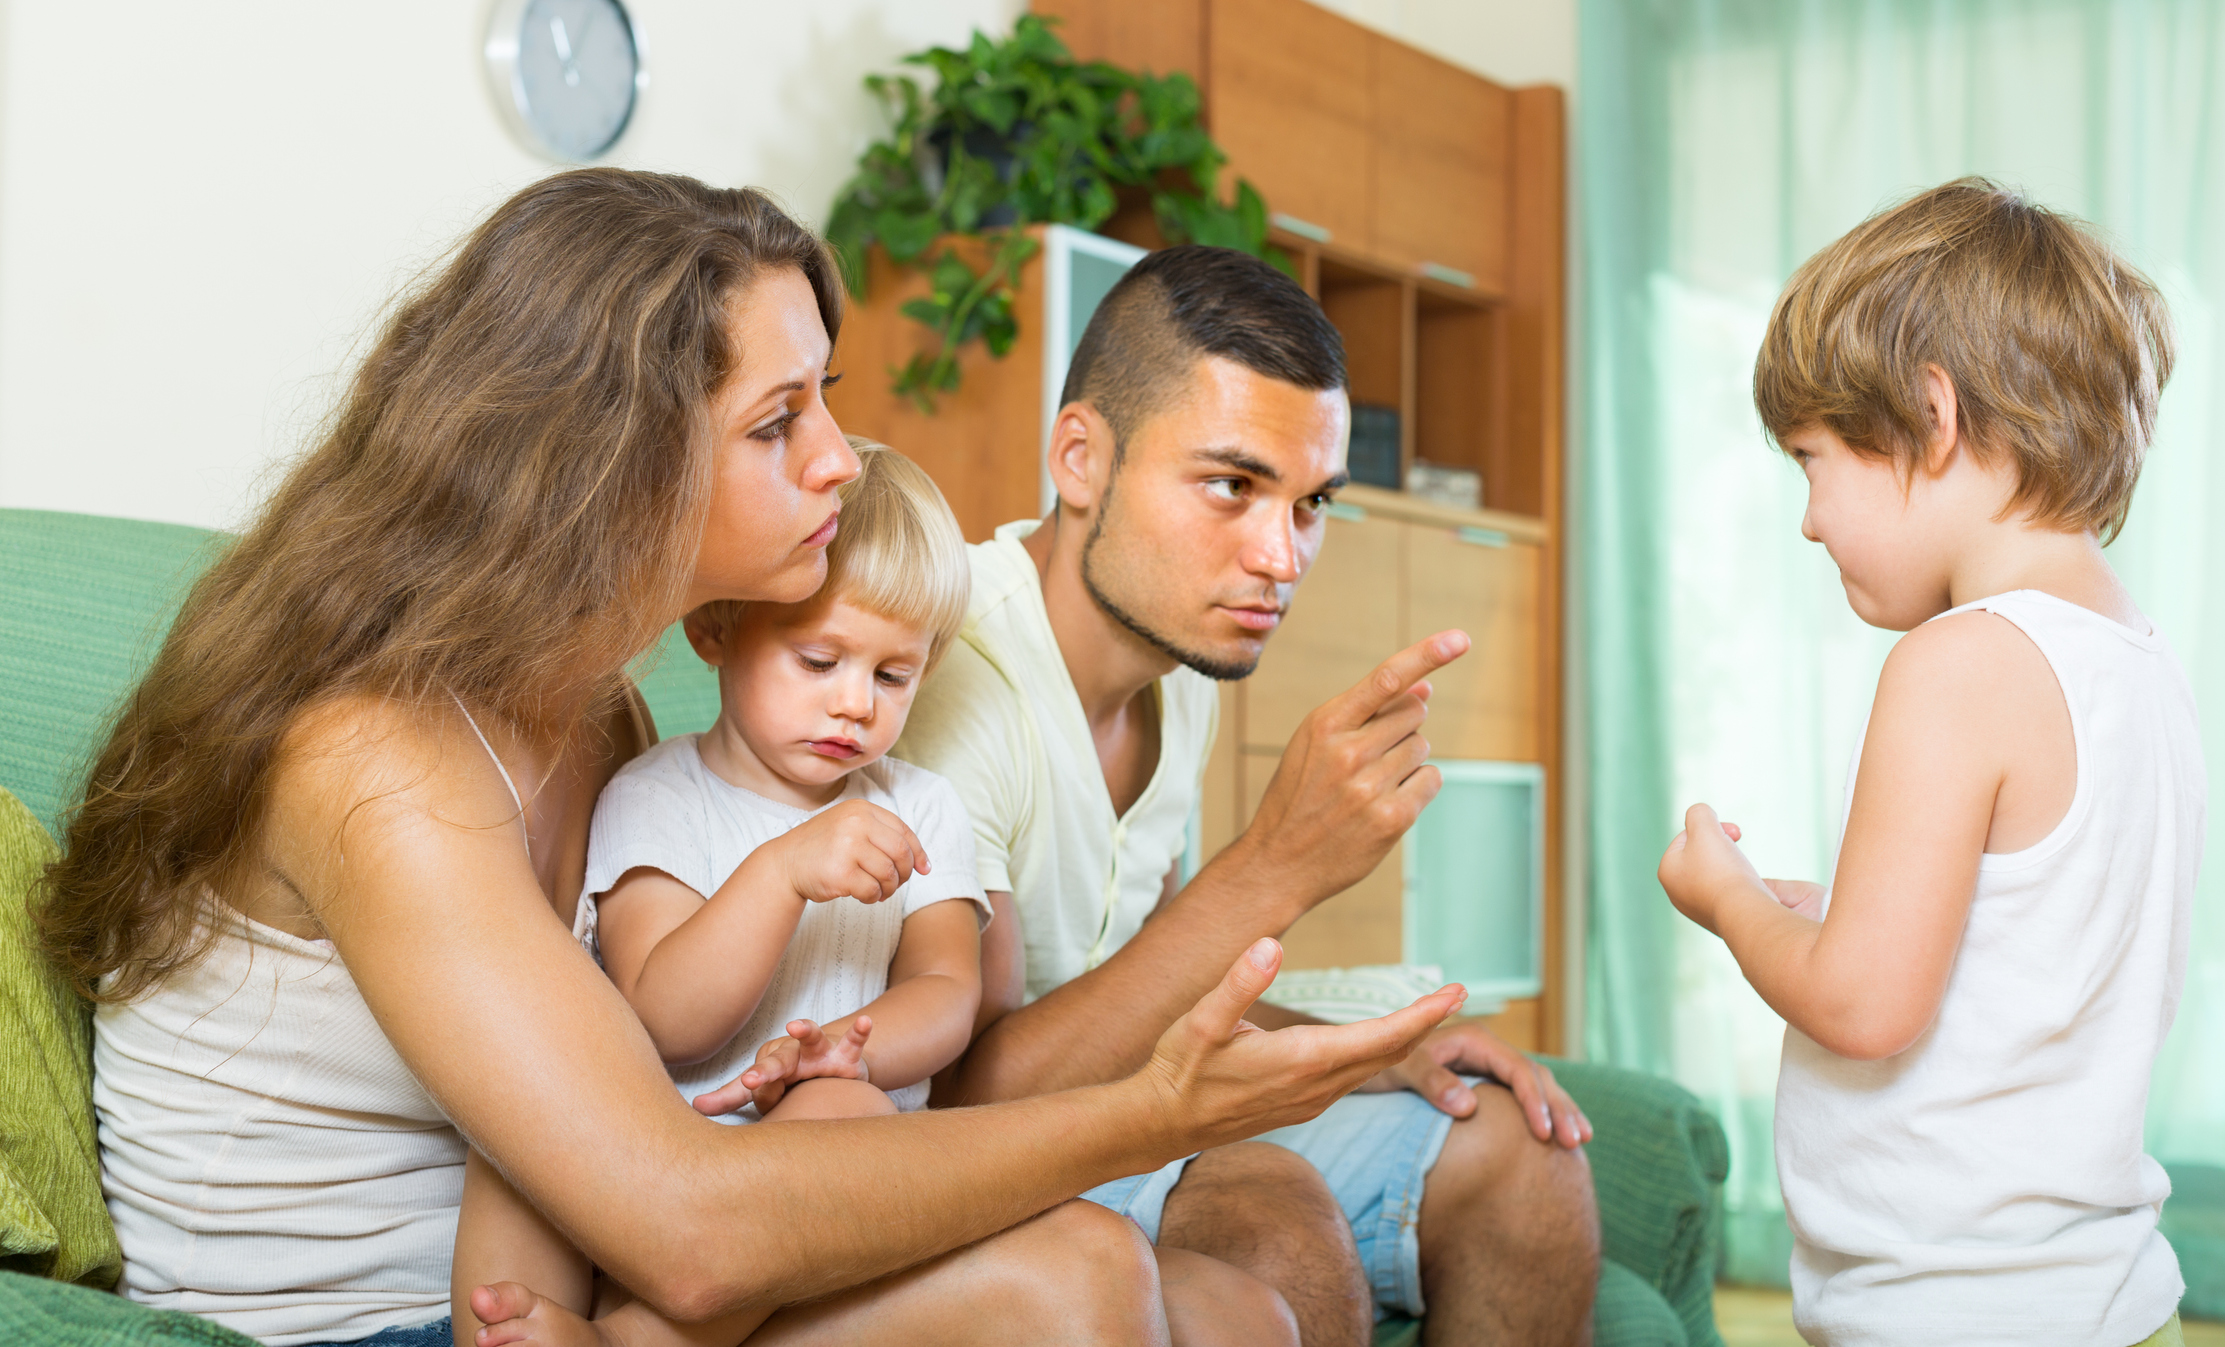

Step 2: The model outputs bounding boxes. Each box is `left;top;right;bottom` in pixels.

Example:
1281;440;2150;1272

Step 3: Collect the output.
1657;179;2201;1347
453;443;987;1347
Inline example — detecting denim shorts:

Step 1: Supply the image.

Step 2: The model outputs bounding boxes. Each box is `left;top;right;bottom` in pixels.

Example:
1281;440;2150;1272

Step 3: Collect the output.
297;1316;452;1347
1083;1082;1461;1320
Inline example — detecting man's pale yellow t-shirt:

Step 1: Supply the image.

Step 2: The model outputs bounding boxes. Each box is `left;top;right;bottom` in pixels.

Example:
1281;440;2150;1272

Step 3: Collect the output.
896;520;1220;1003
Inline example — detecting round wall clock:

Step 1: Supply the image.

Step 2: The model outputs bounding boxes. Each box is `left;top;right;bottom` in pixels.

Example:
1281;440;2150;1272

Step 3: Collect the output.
484;0;645;162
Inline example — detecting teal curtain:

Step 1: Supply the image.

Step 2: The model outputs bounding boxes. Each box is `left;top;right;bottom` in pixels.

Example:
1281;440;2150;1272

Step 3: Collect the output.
1579;0;2225;1301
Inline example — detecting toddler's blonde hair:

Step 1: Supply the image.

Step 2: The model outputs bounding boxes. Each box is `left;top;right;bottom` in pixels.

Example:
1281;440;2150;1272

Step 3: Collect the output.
697;437;971;667
1754;177;2173;542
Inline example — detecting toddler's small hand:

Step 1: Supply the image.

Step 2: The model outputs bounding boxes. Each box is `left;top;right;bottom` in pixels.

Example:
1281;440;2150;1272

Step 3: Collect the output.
1764;878;1828;922
694;1016;874;1116
773;800;930;905
1657;802;1762;934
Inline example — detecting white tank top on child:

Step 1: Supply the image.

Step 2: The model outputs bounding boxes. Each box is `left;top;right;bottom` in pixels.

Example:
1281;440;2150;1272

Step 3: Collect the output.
576;734;987;1120
1776;590;2203;1347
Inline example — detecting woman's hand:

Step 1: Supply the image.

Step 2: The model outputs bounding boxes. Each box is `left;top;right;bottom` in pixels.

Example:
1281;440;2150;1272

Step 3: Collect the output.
1139;937;1467;1153
760;800;929;905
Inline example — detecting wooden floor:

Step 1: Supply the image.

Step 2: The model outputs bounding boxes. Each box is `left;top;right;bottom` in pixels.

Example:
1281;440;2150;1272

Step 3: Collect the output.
1715;1287;2225;1346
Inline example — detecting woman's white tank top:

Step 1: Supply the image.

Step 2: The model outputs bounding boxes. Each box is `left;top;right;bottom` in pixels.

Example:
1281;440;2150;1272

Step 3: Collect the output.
93;906;466;1346
92;700;521;1345
1775;590;2204;1347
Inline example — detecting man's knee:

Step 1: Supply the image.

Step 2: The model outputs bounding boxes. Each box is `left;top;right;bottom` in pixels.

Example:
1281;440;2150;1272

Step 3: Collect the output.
1003;1200;1166;1339
1159;1141;1348;1258
1425;1087;1599;1258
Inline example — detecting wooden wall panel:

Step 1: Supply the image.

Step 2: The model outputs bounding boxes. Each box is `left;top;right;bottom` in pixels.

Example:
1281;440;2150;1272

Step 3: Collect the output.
1243;511;1402;748
825;236;1045;542
1205;0;1374;247
1370;37;1512;294
1030;0;1205;82
1319;275;1407;411
1403;529;1540;762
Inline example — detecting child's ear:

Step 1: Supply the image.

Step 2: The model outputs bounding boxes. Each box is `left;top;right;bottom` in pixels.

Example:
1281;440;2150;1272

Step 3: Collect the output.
683;604;736;667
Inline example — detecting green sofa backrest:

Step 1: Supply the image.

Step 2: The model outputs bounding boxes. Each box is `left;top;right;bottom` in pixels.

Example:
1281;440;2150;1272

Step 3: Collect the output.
0;508;722;835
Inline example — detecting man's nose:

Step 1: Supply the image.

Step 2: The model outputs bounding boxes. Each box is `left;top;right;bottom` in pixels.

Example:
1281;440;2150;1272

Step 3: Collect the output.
1243;511;1302;583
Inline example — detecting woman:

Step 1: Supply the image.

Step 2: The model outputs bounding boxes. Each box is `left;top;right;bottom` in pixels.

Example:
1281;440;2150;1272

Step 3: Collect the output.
39;169;1458;1347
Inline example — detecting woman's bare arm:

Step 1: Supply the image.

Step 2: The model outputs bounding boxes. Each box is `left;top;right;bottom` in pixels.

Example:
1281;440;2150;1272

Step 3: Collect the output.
269;697;1462;1322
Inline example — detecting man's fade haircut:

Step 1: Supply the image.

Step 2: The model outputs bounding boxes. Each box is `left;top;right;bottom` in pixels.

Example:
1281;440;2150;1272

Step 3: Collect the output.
1060;245;1347;455
695;438;971;669
1754;177;2173;542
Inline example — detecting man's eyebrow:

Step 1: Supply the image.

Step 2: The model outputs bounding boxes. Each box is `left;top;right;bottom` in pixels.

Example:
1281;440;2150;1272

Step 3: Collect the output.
1316;469;1352;494
1193;446;1282;483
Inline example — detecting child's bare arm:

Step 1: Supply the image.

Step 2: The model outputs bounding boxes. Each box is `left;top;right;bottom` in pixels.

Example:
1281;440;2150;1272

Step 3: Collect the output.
1660;613;2067;1059
451;1149;592;1346
841;899;983;1089
695;899;984;1116
597;802;930;1065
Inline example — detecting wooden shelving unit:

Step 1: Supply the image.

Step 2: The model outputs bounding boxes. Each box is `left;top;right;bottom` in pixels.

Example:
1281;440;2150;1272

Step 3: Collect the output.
833;0;1567;1052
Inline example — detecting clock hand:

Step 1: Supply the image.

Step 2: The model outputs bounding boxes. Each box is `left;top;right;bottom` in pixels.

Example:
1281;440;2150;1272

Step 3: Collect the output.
549;14;580;87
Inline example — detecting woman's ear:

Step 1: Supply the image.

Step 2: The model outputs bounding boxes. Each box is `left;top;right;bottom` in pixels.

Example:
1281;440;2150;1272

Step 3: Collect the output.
1044;403;1112;514
683;603;737;667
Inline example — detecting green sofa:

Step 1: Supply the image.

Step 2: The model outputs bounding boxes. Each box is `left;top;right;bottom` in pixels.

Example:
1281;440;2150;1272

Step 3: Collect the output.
0;507;1730;1346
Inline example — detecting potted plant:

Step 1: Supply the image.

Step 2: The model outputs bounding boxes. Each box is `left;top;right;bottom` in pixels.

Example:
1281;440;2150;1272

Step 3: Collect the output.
826;15;1285;409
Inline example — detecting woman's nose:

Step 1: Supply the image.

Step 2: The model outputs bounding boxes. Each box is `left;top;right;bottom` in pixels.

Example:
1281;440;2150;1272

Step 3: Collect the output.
799;410;860;494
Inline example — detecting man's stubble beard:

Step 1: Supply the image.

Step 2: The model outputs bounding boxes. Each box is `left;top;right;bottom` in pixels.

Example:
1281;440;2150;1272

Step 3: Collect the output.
1078;477;1263;683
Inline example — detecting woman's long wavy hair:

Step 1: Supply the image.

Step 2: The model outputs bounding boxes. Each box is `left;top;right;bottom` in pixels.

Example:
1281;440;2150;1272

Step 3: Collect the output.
39;168;841;1003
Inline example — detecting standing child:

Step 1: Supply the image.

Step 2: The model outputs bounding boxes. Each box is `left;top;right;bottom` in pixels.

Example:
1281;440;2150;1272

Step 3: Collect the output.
452;444;989;1347
1657;179;2201;1347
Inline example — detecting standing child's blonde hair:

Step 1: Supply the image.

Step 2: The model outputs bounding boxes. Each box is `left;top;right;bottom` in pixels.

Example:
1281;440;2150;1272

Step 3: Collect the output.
1753;177;2174;541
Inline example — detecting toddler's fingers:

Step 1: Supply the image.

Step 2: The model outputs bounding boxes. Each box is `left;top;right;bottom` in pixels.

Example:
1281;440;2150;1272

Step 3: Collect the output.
786;1019;825;1045
842;1017;873;1052
1721;821;1743;842
692;1076;754;1115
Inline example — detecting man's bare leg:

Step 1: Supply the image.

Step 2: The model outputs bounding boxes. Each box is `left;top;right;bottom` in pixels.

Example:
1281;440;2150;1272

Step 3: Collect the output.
1416;1087;1598;1346
1157;1141;1370;1347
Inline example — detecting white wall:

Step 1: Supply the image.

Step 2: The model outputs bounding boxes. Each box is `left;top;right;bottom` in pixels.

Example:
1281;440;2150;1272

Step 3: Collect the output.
0;0;1026;528
1311;0;1576;89
0;0;1573;530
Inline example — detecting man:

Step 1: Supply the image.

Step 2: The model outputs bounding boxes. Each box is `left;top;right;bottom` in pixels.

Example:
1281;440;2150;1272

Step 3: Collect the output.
901;246;1599;1345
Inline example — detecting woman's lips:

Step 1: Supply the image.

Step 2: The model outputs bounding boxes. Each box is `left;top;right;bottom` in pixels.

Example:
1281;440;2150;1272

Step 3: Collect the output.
803;512;839;549
807;738;861;759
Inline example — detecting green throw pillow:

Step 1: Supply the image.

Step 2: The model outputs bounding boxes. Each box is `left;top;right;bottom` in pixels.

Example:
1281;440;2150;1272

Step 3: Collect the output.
0;788;120;1288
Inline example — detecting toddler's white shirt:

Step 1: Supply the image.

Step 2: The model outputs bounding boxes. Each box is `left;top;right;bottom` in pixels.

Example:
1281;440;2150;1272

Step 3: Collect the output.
577;735;987;1120
1776;590;2202;1347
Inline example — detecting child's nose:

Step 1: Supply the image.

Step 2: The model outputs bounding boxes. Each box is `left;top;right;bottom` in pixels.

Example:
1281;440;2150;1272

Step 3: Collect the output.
830;673;874;720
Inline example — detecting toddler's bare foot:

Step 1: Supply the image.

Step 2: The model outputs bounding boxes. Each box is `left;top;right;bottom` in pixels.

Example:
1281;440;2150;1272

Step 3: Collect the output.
469;1281;616;1347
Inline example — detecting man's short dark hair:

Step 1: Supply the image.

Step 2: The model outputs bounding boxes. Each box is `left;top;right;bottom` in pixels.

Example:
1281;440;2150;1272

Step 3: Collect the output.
1059;246;1347;452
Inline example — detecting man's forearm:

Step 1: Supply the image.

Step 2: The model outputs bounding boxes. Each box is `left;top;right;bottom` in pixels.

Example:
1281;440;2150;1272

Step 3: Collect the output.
949;837;1305;1103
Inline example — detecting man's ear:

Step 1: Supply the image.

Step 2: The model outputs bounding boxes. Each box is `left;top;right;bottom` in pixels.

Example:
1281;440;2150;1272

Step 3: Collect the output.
1045;402;1116;514
682;604;735;668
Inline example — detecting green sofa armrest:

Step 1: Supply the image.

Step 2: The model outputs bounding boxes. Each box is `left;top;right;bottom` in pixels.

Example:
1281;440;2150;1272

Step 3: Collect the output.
1543;1056;1729;1347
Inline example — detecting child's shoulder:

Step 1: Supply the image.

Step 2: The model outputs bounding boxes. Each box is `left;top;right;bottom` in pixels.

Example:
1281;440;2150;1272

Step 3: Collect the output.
600;732;712;805
1880;604;2051;700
